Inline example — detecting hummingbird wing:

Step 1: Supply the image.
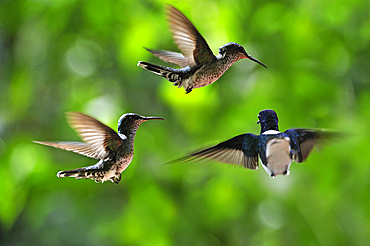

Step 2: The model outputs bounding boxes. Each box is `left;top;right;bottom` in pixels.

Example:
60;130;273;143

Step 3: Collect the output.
170;134;259;169
66;112;125;160
166;5;215;68
284;128;338;163
33;141;101;159
144;48;189;67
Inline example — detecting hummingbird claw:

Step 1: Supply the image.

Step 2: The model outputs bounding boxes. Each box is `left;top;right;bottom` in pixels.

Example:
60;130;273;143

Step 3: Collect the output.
111;173;121;184
185;85;193;94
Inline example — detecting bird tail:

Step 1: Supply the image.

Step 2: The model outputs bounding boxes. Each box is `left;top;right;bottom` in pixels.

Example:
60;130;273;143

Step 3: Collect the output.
137;61;183;85
57;167;101;180
57;162;121;184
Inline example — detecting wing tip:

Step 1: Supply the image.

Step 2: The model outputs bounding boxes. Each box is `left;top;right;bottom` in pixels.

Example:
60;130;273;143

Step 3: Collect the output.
33;140;55;147
164;4;176;12
143;47;153;53
65;111;79;119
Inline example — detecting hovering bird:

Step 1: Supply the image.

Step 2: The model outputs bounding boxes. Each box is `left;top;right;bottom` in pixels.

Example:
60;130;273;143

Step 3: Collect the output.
34;112;164;184
169;109;337;177
137;5;267;94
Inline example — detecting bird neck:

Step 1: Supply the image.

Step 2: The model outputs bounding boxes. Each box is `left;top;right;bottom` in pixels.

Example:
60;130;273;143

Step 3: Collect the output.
260;122;279;134
118;123;141;142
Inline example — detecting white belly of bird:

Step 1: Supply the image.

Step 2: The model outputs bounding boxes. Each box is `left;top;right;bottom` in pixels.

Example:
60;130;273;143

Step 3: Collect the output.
101;168;119;183
265;137;292;176
179;77;192;89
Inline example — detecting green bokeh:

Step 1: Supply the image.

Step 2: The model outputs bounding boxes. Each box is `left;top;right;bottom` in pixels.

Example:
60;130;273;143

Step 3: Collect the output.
1;0;369;245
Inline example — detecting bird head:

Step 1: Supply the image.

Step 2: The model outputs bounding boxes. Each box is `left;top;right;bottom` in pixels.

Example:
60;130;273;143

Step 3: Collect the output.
118;113;165;136
119;113;164;126
257;109;279;133
219;42;267;68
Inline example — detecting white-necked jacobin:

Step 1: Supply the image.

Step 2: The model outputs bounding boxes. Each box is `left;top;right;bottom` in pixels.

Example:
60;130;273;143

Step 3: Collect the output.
169;109;338;177
34;112;165;184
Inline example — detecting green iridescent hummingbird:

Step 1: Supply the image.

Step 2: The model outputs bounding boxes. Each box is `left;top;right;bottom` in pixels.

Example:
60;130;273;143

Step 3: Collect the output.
137;5;267;94
34;112;164;184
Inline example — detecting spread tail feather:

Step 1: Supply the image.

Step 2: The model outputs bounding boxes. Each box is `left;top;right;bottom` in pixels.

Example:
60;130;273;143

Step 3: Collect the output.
138;61;183;83
137;61;193;93
57;167;102;179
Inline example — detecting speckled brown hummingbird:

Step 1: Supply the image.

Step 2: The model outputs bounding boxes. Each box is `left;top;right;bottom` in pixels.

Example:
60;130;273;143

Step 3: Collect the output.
33;112;165;184
168;109;338;177
137;5;267;94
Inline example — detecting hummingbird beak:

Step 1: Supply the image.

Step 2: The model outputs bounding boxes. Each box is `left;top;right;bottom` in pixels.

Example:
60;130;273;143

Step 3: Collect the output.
143;117;166;121
246;54;268;69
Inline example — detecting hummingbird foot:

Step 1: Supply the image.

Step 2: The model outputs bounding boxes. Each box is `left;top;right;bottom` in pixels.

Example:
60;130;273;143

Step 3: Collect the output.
110;173;122;184
185;85;193;94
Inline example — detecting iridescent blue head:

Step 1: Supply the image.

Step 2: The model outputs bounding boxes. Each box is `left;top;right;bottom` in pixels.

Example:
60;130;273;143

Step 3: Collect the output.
218;42;267;68
257;109;279;133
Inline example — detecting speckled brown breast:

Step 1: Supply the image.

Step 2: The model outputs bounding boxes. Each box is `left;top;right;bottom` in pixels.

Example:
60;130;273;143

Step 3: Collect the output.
116;153;134;173
192;60;236;88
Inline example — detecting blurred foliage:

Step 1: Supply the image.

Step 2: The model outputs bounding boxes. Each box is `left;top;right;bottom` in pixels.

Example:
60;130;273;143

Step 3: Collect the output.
0;0;370;245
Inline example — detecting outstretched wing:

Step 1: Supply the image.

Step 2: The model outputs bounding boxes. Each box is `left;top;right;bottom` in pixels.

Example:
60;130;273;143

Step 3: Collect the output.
144;48;189;67
168;134;259;170
166;5;215;67
284;128;338;163
66;112;124;159
33;141;101;159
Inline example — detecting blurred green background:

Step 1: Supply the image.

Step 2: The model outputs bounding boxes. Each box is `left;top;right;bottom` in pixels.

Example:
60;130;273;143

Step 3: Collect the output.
1;0;369;245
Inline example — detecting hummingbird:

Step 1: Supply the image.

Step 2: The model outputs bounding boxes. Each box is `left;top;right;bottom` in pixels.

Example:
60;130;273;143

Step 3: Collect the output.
34;112;165;184
137;5;267;94
169;109;338;177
